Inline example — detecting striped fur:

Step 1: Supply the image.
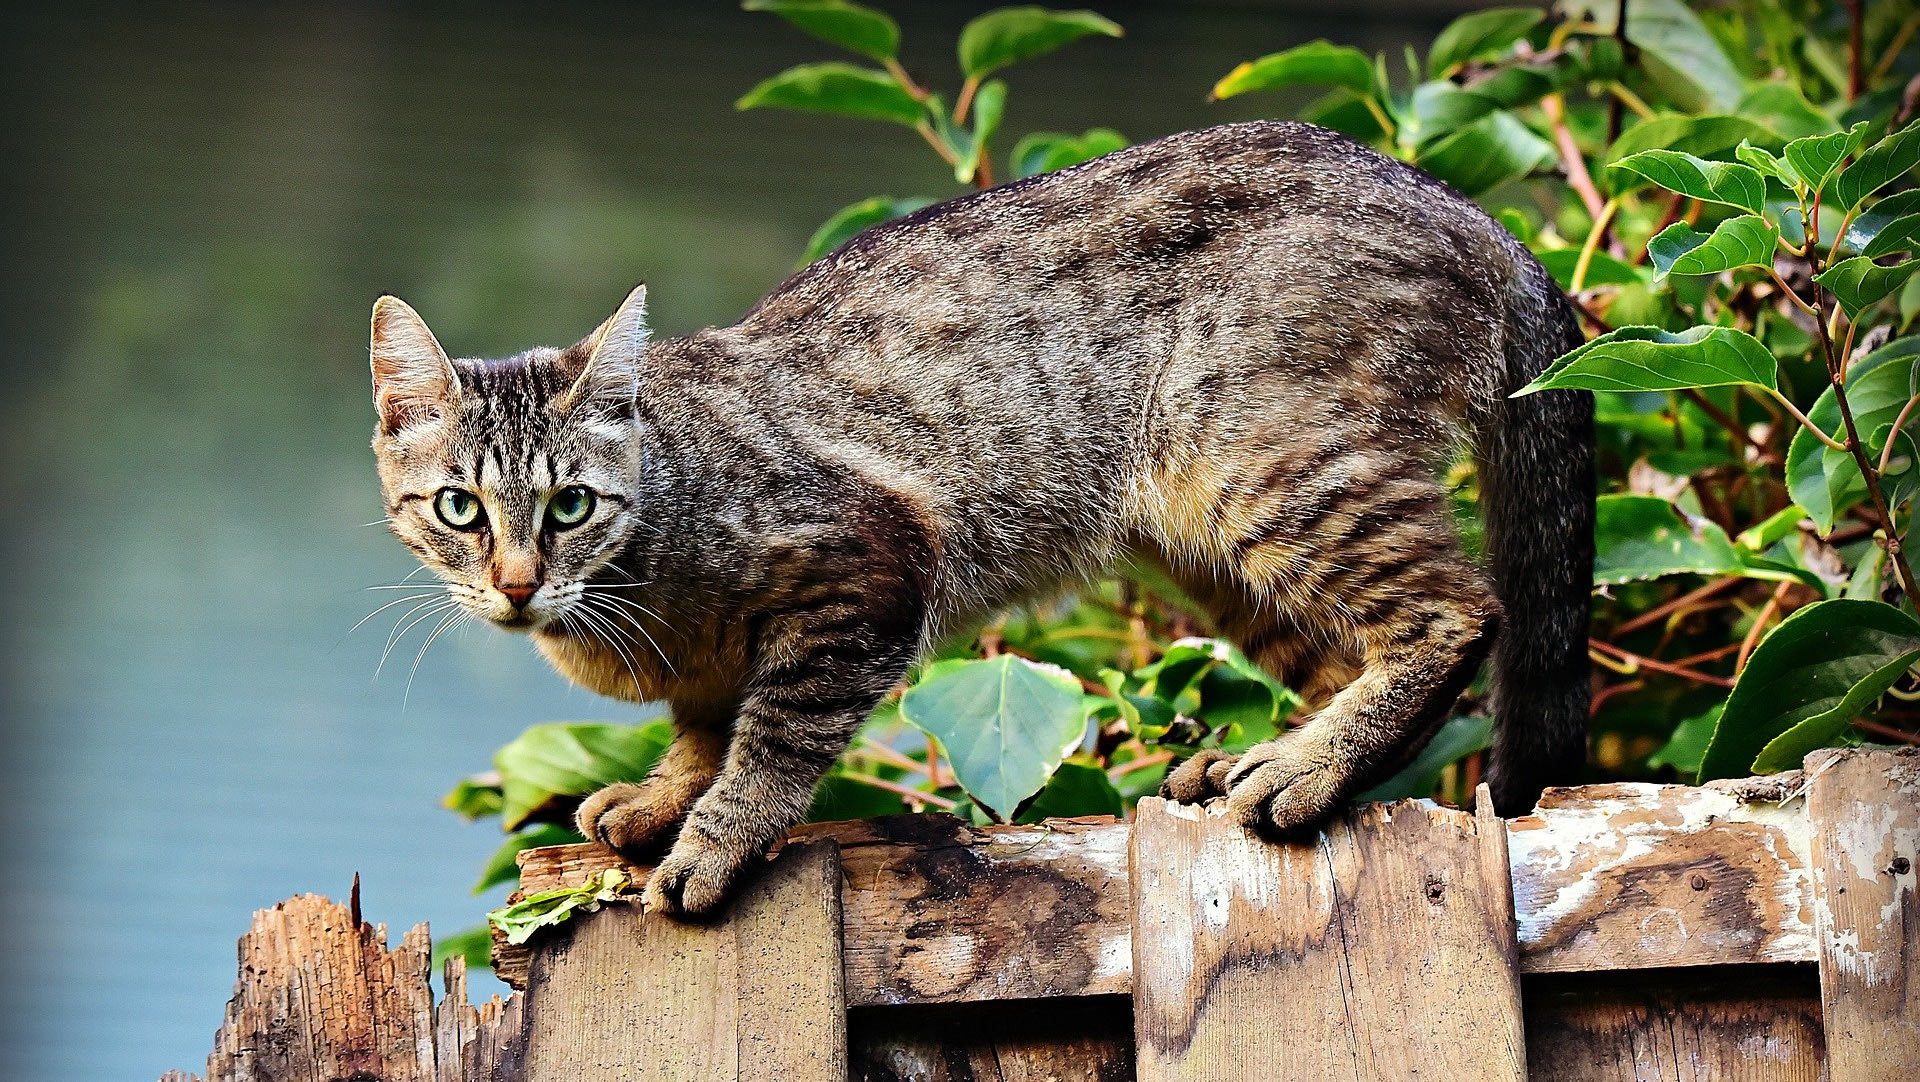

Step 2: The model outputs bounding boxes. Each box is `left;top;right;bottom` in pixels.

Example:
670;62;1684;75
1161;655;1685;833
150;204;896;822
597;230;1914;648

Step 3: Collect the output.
371;121;1593;916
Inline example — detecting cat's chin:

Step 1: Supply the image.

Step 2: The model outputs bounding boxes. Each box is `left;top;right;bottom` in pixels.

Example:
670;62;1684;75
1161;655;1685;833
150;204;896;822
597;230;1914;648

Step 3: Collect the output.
492;614;539;633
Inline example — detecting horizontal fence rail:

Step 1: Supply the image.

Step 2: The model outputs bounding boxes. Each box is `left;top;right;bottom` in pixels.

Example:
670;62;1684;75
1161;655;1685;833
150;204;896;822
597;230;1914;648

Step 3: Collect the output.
159;747;1917;1082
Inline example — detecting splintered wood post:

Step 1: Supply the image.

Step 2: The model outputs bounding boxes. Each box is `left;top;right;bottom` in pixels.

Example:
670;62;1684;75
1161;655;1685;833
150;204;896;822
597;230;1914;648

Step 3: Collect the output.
1130;790;1526;1081
1807;747;1920;1080
519;839;846;1082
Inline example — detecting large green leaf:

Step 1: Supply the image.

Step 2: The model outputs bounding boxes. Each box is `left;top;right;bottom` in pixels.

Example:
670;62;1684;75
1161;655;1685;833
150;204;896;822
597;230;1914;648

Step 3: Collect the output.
431;925;494;972
474;824;582;894
1814;256;1919;319
798;195;935;265
736;63;924;127
742;0;900;61
1785;336;1920;531
1536;247;1644;289
494;721;672;831
1518;325;1776;395
1609;149;1766;212
900;654;1089;821
1414;110;1555;195
1699;599;1920;779
1607;114;1779;166
1427;7;1544;77
1834;122;1920;211
1593;494;1743;585
1567;0;1742;111
1356;715;1494;801
1647;702;1723;774
1737;83;1840;142
1843;189;1920;257
1009;127;1128;178
1781;121;1870;193
1212;40;1377;100
1647;215;1779;279
1019;761;1123;822
957;6;1121;80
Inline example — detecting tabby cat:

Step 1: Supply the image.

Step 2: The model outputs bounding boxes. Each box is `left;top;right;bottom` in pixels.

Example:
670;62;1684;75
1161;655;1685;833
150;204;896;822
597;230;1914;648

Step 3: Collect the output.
370;120;1593;917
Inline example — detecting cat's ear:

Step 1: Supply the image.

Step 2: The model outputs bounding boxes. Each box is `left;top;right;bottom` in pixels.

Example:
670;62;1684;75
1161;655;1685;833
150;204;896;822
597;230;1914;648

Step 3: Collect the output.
558;283;648;413
370;295;461;434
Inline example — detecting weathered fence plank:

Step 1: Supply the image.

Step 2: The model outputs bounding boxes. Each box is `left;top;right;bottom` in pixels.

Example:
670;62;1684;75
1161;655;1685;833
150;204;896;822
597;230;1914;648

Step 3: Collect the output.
1129;793;1527;1081
1525;966;1825;1081
435;957;525;1082
1807;746;1919;1080
1508;783;1814;975
517;838;845;1082
849;997;1133;1082
505;784;1813;1002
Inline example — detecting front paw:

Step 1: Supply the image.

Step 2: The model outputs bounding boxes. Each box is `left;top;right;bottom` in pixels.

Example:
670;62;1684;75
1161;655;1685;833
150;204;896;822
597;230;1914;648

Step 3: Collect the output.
1221;739;1345;836
645;829;760;918
575;782;682;859
1160;749;1237;803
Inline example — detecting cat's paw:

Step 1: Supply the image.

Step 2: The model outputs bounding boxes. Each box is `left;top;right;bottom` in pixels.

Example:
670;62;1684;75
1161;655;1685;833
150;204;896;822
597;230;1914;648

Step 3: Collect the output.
575;782;682;859
1160;749;1236;803
1221;738;1345;836
644;829;759;918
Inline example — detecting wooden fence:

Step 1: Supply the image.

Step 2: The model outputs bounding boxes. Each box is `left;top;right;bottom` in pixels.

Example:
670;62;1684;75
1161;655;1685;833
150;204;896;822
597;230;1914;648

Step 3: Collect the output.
160;746;1917;1081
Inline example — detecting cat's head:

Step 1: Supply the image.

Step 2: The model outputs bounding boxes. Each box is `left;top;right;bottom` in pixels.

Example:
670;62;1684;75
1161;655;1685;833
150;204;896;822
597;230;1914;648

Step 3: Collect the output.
368;285;649;632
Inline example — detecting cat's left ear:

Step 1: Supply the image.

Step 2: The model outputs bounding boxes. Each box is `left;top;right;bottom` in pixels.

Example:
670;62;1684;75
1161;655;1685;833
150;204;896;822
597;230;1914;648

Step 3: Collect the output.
370;295;461;435
559;283;649;414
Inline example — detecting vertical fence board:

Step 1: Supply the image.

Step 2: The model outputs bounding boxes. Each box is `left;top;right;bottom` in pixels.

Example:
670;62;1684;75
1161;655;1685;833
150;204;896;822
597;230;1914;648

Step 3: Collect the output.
519;839;844;1082
1808;747;1919;1080
849;997;1133;1082
1525;966;1825;1081
1131;793;1526;1081
435;958;526;1082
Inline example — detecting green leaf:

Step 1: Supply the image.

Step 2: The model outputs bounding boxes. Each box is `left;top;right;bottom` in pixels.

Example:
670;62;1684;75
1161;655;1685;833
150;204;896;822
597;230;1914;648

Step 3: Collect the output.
1736;504;1809;551
799;195;935;265
1593;494;1743;584
957;6;1121;80
1647;702;1723;774
1609;149;1767;212
1535;247;1644;289
1699;599;1920;779
1568;0;1741;111
900;654;1089;821
1427;7;1544;77
807;769;908;821
1814;257;1920;319
487;868;634;946
1646;215;1779;279
1019;761;1123;822
1843;189;1920;257
1737;83;1840;142
742;0;901;62
442;775;504;821
1518;324;1777;395
1414;110;1555;196
1356;715;1494;801
954;79;1007;183
431;924;494;973
1735;140;1797;186
474;824;582;894
1607;114;1780;166
736;62;924;127
1781;121;1870;193
1786;337;1920;531
1834;122;1920;211
1212;40;1377;100
1009;127;1128;178
494;721;671;831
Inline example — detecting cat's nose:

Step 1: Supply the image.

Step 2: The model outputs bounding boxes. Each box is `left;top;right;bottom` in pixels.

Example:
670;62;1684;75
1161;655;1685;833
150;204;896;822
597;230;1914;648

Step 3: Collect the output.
496;582;539;607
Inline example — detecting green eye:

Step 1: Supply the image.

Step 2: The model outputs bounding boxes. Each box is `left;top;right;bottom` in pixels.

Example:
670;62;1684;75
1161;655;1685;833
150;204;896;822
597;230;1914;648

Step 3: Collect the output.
547;485;595;528
434;488;484;530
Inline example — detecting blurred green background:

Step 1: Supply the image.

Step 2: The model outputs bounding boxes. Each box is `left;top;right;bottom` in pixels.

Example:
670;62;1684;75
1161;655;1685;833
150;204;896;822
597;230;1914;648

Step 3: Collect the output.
0;2;1465;1077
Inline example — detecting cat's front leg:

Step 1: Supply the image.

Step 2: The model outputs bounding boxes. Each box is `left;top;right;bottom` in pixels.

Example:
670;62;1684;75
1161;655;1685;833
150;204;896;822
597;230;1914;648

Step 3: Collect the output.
645;603;925;917
576;702;732;860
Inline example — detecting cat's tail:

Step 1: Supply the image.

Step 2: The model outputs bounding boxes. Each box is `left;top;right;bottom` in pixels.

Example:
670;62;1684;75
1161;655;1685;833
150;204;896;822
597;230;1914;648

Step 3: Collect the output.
1477;257;1594;816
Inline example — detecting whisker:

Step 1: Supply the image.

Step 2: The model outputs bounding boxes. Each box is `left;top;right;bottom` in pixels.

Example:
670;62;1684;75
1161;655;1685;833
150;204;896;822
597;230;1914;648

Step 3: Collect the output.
571;600;647;687
340;592;443;643
378;599;458;678
584;590;684;649
404;610;468;708
582;593;677;677
366;583;453;591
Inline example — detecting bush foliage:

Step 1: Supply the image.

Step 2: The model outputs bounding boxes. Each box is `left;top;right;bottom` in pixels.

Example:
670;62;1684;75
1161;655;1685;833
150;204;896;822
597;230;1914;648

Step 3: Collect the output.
432;0;1920;970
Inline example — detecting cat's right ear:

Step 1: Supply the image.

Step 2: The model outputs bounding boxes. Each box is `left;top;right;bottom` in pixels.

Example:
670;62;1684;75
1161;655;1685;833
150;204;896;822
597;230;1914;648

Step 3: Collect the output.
370;295;461;435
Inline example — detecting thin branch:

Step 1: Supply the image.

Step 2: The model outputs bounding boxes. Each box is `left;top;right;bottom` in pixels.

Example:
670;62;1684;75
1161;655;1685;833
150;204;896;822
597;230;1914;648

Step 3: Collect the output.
884;58;929;100
1875;14;1920;83
1611;575;1743;636
952;75;981;125
1848;0;1866;100
1736;581;1793;672
842;771;959;811
1682;388;1765;456
1571;198;1621;292
1108;750;1174;781
1543;94;1607;221
1881;393;1920;474
1590;638;1736;687
1855;718;1920;745
1760;384;1849;451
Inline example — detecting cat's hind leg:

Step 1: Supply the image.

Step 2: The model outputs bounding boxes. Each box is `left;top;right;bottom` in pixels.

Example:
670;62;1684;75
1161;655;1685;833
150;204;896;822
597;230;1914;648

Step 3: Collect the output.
1167;484;1499;834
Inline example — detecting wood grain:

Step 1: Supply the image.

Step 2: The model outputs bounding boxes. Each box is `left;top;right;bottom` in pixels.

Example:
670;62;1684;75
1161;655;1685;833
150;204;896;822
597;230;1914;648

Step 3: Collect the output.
436;957;526;1082
849;997;1133;1082
1807;746;1919;1081
504;784;1820;1002
518;839;845;1082
1130;795;1527;1081
199;894;440;1082
1525;966;1825;1082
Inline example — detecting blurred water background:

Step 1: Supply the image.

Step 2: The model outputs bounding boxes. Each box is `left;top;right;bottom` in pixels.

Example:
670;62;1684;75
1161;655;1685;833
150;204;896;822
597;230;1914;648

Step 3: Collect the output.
0;2;1459;1076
